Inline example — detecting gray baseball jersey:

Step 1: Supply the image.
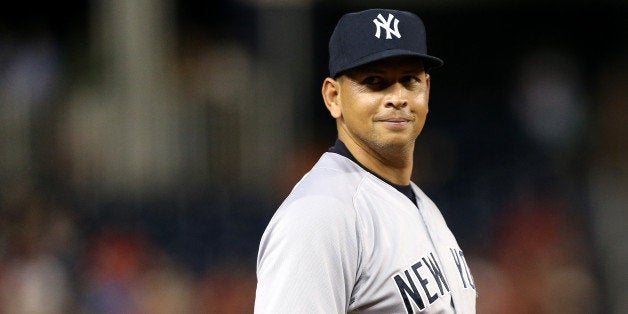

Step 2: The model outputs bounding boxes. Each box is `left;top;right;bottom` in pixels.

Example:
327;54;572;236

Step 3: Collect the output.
255;149;476;313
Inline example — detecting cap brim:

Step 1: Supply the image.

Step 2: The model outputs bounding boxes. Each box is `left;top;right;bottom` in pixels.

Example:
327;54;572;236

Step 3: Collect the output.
333;49;444;78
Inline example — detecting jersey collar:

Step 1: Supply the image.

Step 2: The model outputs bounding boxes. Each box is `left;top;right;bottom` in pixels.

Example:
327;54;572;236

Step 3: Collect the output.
328;139;417;205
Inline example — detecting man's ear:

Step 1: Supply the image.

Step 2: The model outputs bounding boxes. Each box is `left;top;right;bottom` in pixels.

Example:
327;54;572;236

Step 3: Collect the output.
322;77;342;119
425;73;431;90
425;73;431;104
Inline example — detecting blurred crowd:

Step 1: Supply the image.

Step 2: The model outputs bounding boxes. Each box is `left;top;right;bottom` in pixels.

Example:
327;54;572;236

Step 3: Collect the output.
0;183;260;313
1;1;627;313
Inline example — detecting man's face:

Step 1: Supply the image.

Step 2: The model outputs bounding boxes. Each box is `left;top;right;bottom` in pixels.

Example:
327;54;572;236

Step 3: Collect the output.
327;56;431;156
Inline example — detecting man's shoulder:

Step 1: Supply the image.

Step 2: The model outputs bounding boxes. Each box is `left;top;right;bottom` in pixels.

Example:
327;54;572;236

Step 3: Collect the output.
288;152;367;199
271;153;367;220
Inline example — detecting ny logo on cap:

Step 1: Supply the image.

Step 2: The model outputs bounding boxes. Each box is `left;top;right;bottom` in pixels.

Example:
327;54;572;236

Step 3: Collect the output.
373;13;401;39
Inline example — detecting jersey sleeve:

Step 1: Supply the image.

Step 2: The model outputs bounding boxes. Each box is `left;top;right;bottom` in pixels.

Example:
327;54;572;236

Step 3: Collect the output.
254;194;360;313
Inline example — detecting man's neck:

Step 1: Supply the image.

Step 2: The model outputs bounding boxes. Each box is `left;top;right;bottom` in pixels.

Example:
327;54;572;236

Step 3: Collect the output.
338;135;414;185
329;139;417;204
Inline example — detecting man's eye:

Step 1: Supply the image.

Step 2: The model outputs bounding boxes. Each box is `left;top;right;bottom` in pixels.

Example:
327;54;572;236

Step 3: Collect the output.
363;76;383;85
401;76;420;84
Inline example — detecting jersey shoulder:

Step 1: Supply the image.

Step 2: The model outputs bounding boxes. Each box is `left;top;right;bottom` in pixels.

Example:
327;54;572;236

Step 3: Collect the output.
287;152;367;201
272;152;369;225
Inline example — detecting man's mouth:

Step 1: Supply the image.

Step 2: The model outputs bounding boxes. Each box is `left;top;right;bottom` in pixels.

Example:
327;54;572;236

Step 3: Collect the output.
382;118;410;123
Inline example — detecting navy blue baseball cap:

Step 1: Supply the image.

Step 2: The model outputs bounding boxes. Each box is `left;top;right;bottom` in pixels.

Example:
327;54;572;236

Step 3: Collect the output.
328;9;444;78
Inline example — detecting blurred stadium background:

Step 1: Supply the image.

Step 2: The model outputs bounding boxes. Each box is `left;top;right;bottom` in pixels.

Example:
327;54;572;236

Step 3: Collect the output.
0;0;626;313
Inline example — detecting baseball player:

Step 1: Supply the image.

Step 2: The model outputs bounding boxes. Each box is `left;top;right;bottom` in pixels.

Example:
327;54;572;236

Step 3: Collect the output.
255;9;476;313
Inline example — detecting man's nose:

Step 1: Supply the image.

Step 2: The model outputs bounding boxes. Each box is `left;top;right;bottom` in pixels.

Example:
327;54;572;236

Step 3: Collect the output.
384;83;408;109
